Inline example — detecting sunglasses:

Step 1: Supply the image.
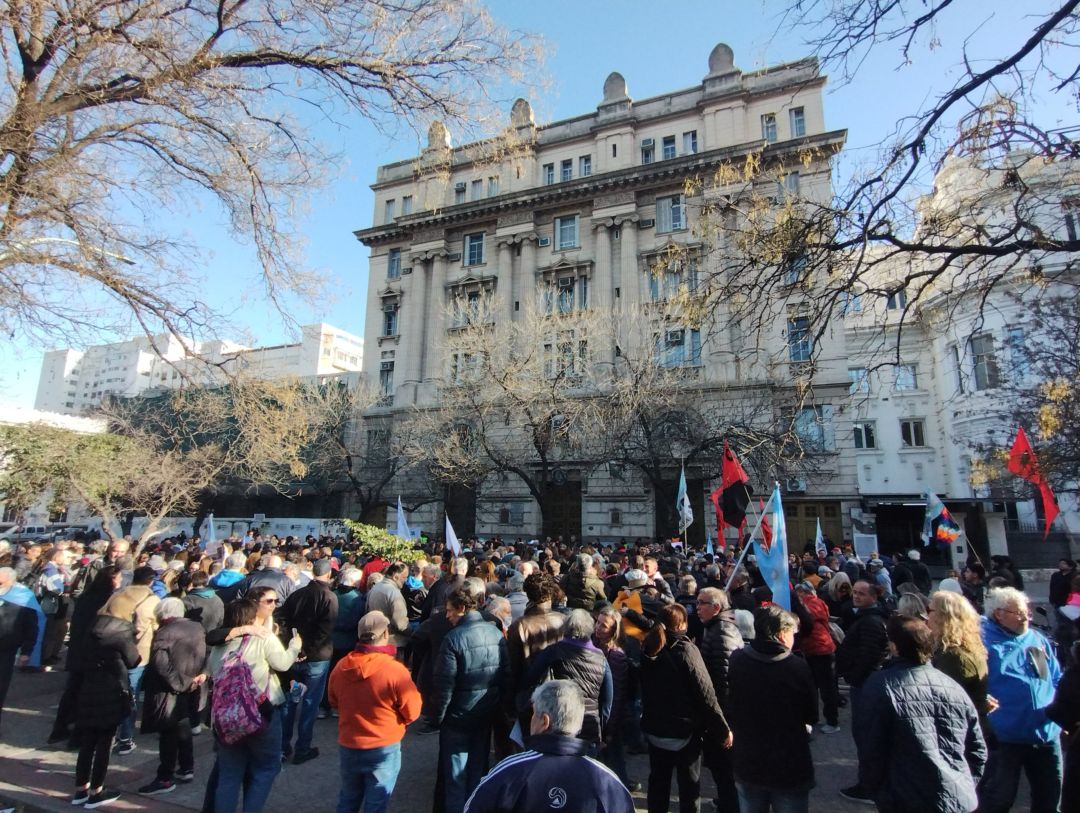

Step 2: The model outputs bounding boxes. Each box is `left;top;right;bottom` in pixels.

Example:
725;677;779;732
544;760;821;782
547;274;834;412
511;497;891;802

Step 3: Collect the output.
259;598;278;605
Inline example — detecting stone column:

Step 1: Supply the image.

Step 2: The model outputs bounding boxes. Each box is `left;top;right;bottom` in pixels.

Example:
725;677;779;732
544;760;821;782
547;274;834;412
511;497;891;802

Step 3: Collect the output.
519;235;538;317
617;216;640;307
424;253;448;383
496;241;514;326
400;266;426;391
592;222;611;313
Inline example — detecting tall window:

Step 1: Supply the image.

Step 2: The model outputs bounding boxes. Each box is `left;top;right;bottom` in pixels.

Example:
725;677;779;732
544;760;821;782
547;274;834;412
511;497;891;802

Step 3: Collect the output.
662;136;677;160
1065;201;1079;241
544;276;588;314
656;194;686;232
761;113;778;143
384;198;395;223
783;253;807;285
579;155;592;177
951;344;965;393
886;288;908;310
839;290;863;315
683;130;698;154
561;159;573;182
543;163;555;185
470;179;483;200
895;364;918;391
788;310;812;362
487;176;499;197
649;258;698;301
379;362;394;396
544;331;587;378
789;107;806;137
454;185;466;204
848;367;869;394
1007;327;1030;380
969;334;999;390
900;419;926;448
641;142;655;164
779;172;799;197
387;248;401;279
555;215;579;250
464;232;485;266
657;328;701;368
382;303;398;337
795;406;834;450
853;421;876;449
401;195;413;215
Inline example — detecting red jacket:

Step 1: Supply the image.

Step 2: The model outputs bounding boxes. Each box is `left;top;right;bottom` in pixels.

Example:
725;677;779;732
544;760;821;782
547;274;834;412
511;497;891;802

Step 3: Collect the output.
328;646;421;749
798;591;836;656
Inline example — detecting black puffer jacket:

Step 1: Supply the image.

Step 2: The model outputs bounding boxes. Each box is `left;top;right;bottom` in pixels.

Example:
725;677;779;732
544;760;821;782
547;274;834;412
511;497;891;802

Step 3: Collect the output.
522;639;612;743
857;658;986;813
640;632;729;740
698;610;743;706
77;614;140;731
836;605;890;687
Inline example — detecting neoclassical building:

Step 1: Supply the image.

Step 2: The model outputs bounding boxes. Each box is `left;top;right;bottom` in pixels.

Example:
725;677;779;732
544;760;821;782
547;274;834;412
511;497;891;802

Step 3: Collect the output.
354;44;860;545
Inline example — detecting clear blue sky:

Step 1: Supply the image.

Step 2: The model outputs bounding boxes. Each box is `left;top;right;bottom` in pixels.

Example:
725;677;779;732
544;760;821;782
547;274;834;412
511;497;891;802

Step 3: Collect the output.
1;0;1072;407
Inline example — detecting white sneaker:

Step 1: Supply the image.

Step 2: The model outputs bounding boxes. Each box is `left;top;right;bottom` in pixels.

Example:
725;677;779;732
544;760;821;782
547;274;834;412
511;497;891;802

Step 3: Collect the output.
191;725;203;736
820;724;841;734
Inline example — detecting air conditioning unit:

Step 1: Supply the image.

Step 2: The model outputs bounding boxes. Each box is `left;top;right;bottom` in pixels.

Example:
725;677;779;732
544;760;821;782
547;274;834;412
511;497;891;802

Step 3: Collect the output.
448;252;462;262
401;266;413;275
380;361;394;371
639;218;656;229
454;182;467;191
640;138;655;148
537;236;552;247
786;477;808;493
382;302;397;312
666;329;684;344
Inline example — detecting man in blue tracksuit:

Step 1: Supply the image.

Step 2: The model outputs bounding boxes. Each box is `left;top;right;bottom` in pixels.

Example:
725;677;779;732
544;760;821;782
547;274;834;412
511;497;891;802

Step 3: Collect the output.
980;586;1063;813
464;679;633;813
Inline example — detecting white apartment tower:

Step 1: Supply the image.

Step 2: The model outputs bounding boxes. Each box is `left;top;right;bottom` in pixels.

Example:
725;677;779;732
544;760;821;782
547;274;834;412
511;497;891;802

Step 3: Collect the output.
356;44;858;544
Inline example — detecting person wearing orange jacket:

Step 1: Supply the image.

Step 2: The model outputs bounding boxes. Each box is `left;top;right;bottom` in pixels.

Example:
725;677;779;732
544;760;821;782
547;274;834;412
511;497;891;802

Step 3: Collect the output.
328;611;422;813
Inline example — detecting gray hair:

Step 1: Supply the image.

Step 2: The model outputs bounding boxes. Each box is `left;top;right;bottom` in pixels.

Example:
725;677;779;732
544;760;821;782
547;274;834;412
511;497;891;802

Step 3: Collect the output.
897;592;930;620
531;679;585;736
698;587;730;611
422;564;442;580
155;597;186;622
827;571;852;602
340;568;362;588
226;552;247;570
733;608;755;640
705;564;721;580
565;609;594;640
450;557;469;576
506;572;525;592
462;576;486;604
485;595;511;620
985;586;1028;618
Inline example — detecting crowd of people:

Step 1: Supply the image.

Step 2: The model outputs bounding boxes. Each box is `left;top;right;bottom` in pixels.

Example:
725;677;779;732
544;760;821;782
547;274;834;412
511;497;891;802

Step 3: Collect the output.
0;531;1078;813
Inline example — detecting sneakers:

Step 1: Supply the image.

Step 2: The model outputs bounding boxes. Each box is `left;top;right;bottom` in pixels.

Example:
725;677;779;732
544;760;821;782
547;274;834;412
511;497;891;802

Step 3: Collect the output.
317;708;330;719
191;724;204;735
85;789;121;809
113;739;136;756
72;788;90;806
175;770;195;783
138;779;176;796
839;785;875;805
820;723;841;734
292;747;320;765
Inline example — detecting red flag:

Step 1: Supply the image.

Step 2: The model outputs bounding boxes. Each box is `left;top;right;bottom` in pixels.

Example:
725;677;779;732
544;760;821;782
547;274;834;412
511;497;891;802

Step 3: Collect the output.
1007;427;1060;539
712;442;751;535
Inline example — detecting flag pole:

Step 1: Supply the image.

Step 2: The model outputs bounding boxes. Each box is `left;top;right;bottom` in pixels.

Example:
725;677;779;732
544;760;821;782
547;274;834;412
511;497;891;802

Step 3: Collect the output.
723;493;772;593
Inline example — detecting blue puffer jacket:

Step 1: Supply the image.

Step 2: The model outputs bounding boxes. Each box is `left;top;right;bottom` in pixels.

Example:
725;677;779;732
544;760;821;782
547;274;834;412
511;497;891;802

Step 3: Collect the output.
981;617;1062;745
431;611;509;728
463;733;633;813
857;658;986;813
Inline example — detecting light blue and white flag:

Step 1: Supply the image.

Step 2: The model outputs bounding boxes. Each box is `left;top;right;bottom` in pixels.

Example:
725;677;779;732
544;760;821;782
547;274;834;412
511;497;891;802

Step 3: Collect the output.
749;485;790;610
395;496;412;540
815;518;827;558
706;529;714;556
676;465;694;533
445;515;462;557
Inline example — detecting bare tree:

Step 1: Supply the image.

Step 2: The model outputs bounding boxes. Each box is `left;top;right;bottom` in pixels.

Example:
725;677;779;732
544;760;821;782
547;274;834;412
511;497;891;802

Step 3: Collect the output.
0;0;541;345
695;3;1080;371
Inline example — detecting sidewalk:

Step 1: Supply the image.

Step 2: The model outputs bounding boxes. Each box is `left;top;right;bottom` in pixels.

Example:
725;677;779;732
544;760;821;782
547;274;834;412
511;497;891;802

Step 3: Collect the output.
1;664;1028;812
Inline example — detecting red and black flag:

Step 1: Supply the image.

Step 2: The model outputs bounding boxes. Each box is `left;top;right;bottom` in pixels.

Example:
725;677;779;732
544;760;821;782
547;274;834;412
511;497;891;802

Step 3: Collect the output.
1007;427;1060;539
710;442;751;536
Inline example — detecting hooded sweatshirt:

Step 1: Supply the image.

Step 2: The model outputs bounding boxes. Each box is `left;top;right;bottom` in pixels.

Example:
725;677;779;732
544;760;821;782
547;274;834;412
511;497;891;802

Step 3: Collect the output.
327;644;422;749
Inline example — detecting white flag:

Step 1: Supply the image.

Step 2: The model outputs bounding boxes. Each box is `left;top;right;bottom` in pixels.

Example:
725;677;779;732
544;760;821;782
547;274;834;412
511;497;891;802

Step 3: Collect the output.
395;496;411;540
815;518;827;558
445;515;462;557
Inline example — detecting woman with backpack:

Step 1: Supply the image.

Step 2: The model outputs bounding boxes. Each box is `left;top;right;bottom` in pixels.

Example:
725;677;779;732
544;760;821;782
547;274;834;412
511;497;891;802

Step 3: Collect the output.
206;587;302;813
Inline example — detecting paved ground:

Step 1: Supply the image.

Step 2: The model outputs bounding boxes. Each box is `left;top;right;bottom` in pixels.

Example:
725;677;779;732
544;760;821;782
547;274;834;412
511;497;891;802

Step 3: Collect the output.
0;662;1035;813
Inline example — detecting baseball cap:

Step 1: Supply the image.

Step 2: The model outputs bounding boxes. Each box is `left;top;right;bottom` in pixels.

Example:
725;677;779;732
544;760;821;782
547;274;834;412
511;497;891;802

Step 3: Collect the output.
357;611;390;643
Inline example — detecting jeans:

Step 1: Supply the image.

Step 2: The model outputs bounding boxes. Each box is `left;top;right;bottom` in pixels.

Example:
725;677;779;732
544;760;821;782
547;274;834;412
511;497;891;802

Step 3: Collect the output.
978;740;1063;813
117;664;145;742
647;738;702;813
215;704;284;813
806;654;838;726
438;723;492;813
736;781;810;813
281;659;329;755
337;742;402;813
